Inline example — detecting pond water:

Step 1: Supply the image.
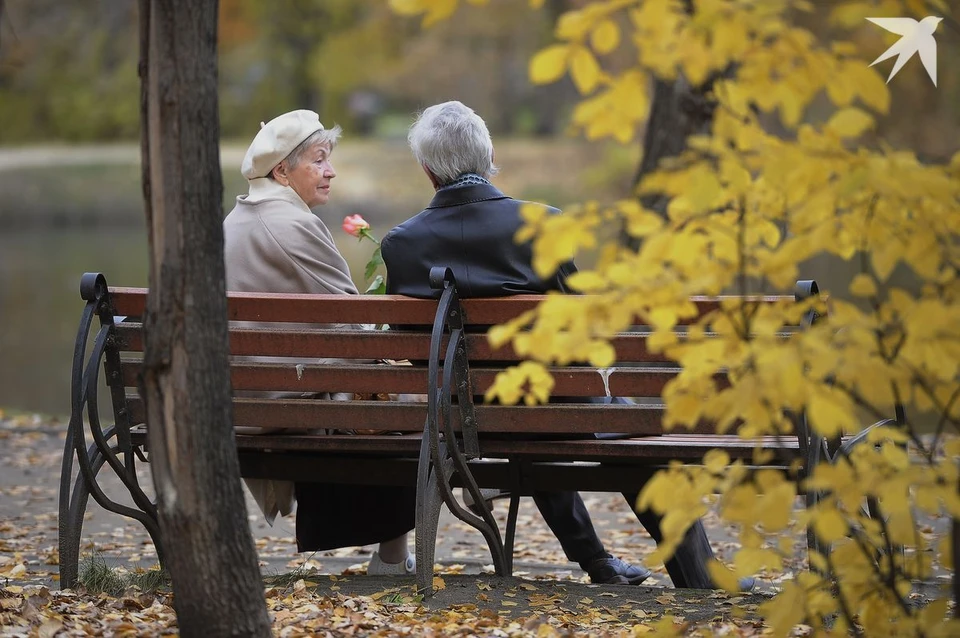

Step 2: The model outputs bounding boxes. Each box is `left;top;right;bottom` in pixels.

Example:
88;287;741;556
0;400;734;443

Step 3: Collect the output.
0;227;150;416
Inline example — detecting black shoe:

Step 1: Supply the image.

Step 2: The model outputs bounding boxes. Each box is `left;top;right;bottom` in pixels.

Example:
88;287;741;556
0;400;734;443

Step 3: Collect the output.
584;556;653;585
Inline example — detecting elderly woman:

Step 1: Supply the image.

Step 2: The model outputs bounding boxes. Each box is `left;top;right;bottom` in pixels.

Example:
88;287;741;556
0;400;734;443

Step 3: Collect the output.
223;109;416;576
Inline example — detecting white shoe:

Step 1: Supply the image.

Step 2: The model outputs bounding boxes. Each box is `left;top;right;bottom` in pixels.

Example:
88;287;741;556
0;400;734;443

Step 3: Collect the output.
367;551;415;576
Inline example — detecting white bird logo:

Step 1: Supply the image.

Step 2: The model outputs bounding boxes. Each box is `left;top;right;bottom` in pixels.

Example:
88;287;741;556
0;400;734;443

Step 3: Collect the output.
866;16;943;86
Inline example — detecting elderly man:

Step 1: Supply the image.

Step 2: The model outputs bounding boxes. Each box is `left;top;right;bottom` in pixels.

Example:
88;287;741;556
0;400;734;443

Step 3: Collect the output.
381;100;751;590
222;109;417;576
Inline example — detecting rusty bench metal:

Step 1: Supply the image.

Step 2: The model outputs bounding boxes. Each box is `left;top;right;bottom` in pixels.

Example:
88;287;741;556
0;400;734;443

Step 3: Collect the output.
59;267;882;595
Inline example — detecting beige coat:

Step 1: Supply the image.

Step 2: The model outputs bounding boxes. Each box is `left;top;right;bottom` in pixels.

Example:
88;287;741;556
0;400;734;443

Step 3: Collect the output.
223;178;363;524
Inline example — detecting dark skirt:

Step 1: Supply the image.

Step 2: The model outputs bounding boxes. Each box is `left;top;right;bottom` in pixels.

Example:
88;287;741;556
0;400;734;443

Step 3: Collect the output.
294;482;417;552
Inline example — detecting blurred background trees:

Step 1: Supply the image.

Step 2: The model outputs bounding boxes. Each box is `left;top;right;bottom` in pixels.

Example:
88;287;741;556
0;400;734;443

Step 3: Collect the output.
2;0;954;156
0;0;585;143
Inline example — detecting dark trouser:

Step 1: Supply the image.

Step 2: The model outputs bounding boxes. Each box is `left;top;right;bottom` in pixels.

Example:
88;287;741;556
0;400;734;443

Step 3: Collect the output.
484;393;716;588
533;489;715;589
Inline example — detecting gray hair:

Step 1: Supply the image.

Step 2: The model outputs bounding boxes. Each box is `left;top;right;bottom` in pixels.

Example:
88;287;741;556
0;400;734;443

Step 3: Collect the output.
408;101;498;186
284;125;343;170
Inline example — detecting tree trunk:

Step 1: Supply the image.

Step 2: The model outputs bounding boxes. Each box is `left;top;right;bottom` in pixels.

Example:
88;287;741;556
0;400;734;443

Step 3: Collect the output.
632;75;718;202
626;0;724;247
138;1;271;636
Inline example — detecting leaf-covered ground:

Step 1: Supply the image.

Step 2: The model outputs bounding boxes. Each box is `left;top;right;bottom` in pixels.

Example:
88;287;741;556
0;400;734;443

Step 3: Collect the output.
0;411;949;636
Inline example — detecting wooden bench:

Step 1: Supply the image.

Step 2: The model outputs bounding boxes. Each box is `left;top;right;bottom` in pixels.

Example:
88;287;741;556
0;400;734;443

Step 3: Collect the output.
59;268;889;595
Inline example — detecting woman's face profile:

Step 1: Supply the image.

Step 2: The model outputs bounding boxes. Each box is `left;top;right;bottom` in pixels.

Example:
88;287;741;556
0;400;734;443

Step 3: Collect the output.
284;142;336;208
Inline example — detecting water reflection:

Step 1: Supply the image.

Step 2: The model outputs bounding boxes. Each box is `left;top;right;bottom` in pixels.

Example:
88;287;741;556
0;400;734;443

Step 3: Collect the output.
0;228;149;415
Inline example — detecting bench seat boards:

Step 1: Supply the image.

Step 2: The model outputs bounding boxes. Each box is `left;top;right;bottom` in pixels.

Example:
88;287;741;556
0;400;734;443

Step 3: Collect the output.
107;287;799;442
107;288;792;326
125;428;799;463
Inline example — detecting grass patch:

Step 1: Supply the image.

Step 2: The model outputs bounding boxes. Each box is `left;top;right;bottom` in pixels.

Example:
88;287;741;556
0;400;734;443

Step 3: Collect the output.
78;553;170;596
263;553;324;591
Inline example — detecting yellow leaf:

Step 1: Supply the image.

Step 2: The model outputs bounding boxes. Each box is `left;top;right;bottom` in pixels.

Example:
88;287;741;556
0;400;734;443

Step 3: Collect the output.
703;449;730;474
759;581;806;638
871;242;900;281
807;387;857;438
665;392;703;430
847;63;891;114
826;74;856;107
587;341;616;367
389;0;428;16
529;0;545;7
706;560;739;592
529;44;570;85
555;9;593;41
829;2;873;28
567;271;607;293
625;210;663;237
813;508;848;543
590;19;620;55
734;548;782;576
826;107;874;139
433;576;446;590
570;46;602;94
849;273;877;297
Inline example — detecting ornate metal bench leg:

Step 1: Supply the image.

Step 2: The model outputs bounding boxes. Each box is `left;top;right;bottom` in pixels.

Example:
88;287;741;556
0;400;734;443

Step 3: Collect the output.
59;444;108;589
416;425;452;596
504;494;521;576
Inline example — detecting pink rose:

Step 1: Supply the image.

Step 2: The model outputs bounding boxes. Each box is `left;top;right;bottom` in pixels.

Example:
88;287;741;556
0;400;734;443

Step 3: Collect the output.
342;214;371;238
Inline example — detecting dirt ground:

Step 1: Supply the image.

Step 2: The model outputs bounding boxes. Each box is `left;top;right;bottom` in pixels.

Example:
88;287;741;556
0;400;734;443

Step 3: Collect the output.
0;413;952;635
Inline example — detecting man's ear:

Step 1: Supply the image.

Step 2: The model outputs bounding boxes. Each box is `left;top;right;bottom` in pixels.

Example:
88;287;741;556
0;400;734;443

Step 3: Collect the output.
422;164;441;189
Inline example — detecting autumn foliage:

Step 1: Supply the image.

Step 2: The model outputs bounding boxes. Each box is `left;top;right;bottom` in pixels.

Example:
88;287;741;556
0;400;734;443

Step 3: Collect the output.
391;0;960;635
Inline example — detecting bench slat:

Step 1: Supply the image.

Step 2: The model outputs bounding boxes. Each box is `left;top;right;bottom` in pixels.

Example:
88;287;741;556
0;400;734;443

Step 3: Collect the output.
125;396;731;435
119;359;693;397
114;323;666;362
231;433;797;462
108;288;795;326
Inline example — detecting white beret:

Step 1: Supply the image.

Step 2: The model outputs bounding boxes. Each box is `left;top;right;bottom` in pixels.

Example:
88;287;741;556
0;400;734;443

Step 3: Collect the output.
240;109;325;179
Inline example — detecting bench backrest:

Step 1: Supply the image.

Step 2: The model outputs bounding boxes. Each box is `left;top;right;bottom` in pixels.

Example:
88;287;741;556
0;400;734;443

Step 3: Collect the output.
90;279;807;443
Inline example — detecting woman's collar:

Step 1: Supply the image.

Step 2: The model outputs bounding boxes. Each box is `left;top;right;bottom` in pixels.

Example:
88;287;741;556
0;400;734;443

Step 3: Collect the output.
243;177;311;212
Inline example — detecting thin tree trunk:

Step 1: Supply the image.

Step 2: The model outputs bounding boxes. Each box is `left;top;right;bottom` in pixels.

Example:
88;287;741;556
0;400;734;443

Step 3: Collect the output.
626;0;724;247
138;1;271;635
631;75;719;203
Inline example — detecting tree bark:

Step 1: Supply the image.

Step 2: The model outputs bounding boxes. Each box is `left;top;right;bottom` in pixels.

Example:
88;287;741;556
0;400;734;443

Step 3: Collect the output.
626;0;724;247
138;1;271;636
632;74;717;189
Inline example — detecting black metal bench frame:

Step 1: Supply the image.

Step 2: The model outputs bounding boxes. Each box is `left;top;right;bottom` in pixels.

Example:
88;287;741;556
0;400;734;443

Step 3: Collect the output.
59;268;897;595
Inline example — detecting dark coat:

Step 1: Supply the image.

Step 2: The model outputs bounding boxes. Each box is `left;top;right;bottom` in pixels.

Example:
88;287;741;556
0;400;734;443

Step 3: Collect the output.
381;183;576;298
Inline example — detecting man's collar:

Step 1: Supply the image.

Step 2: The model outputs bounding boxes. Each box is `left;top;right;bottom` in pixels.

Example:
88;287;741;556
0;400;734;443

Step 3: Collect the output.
426;182;509;209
